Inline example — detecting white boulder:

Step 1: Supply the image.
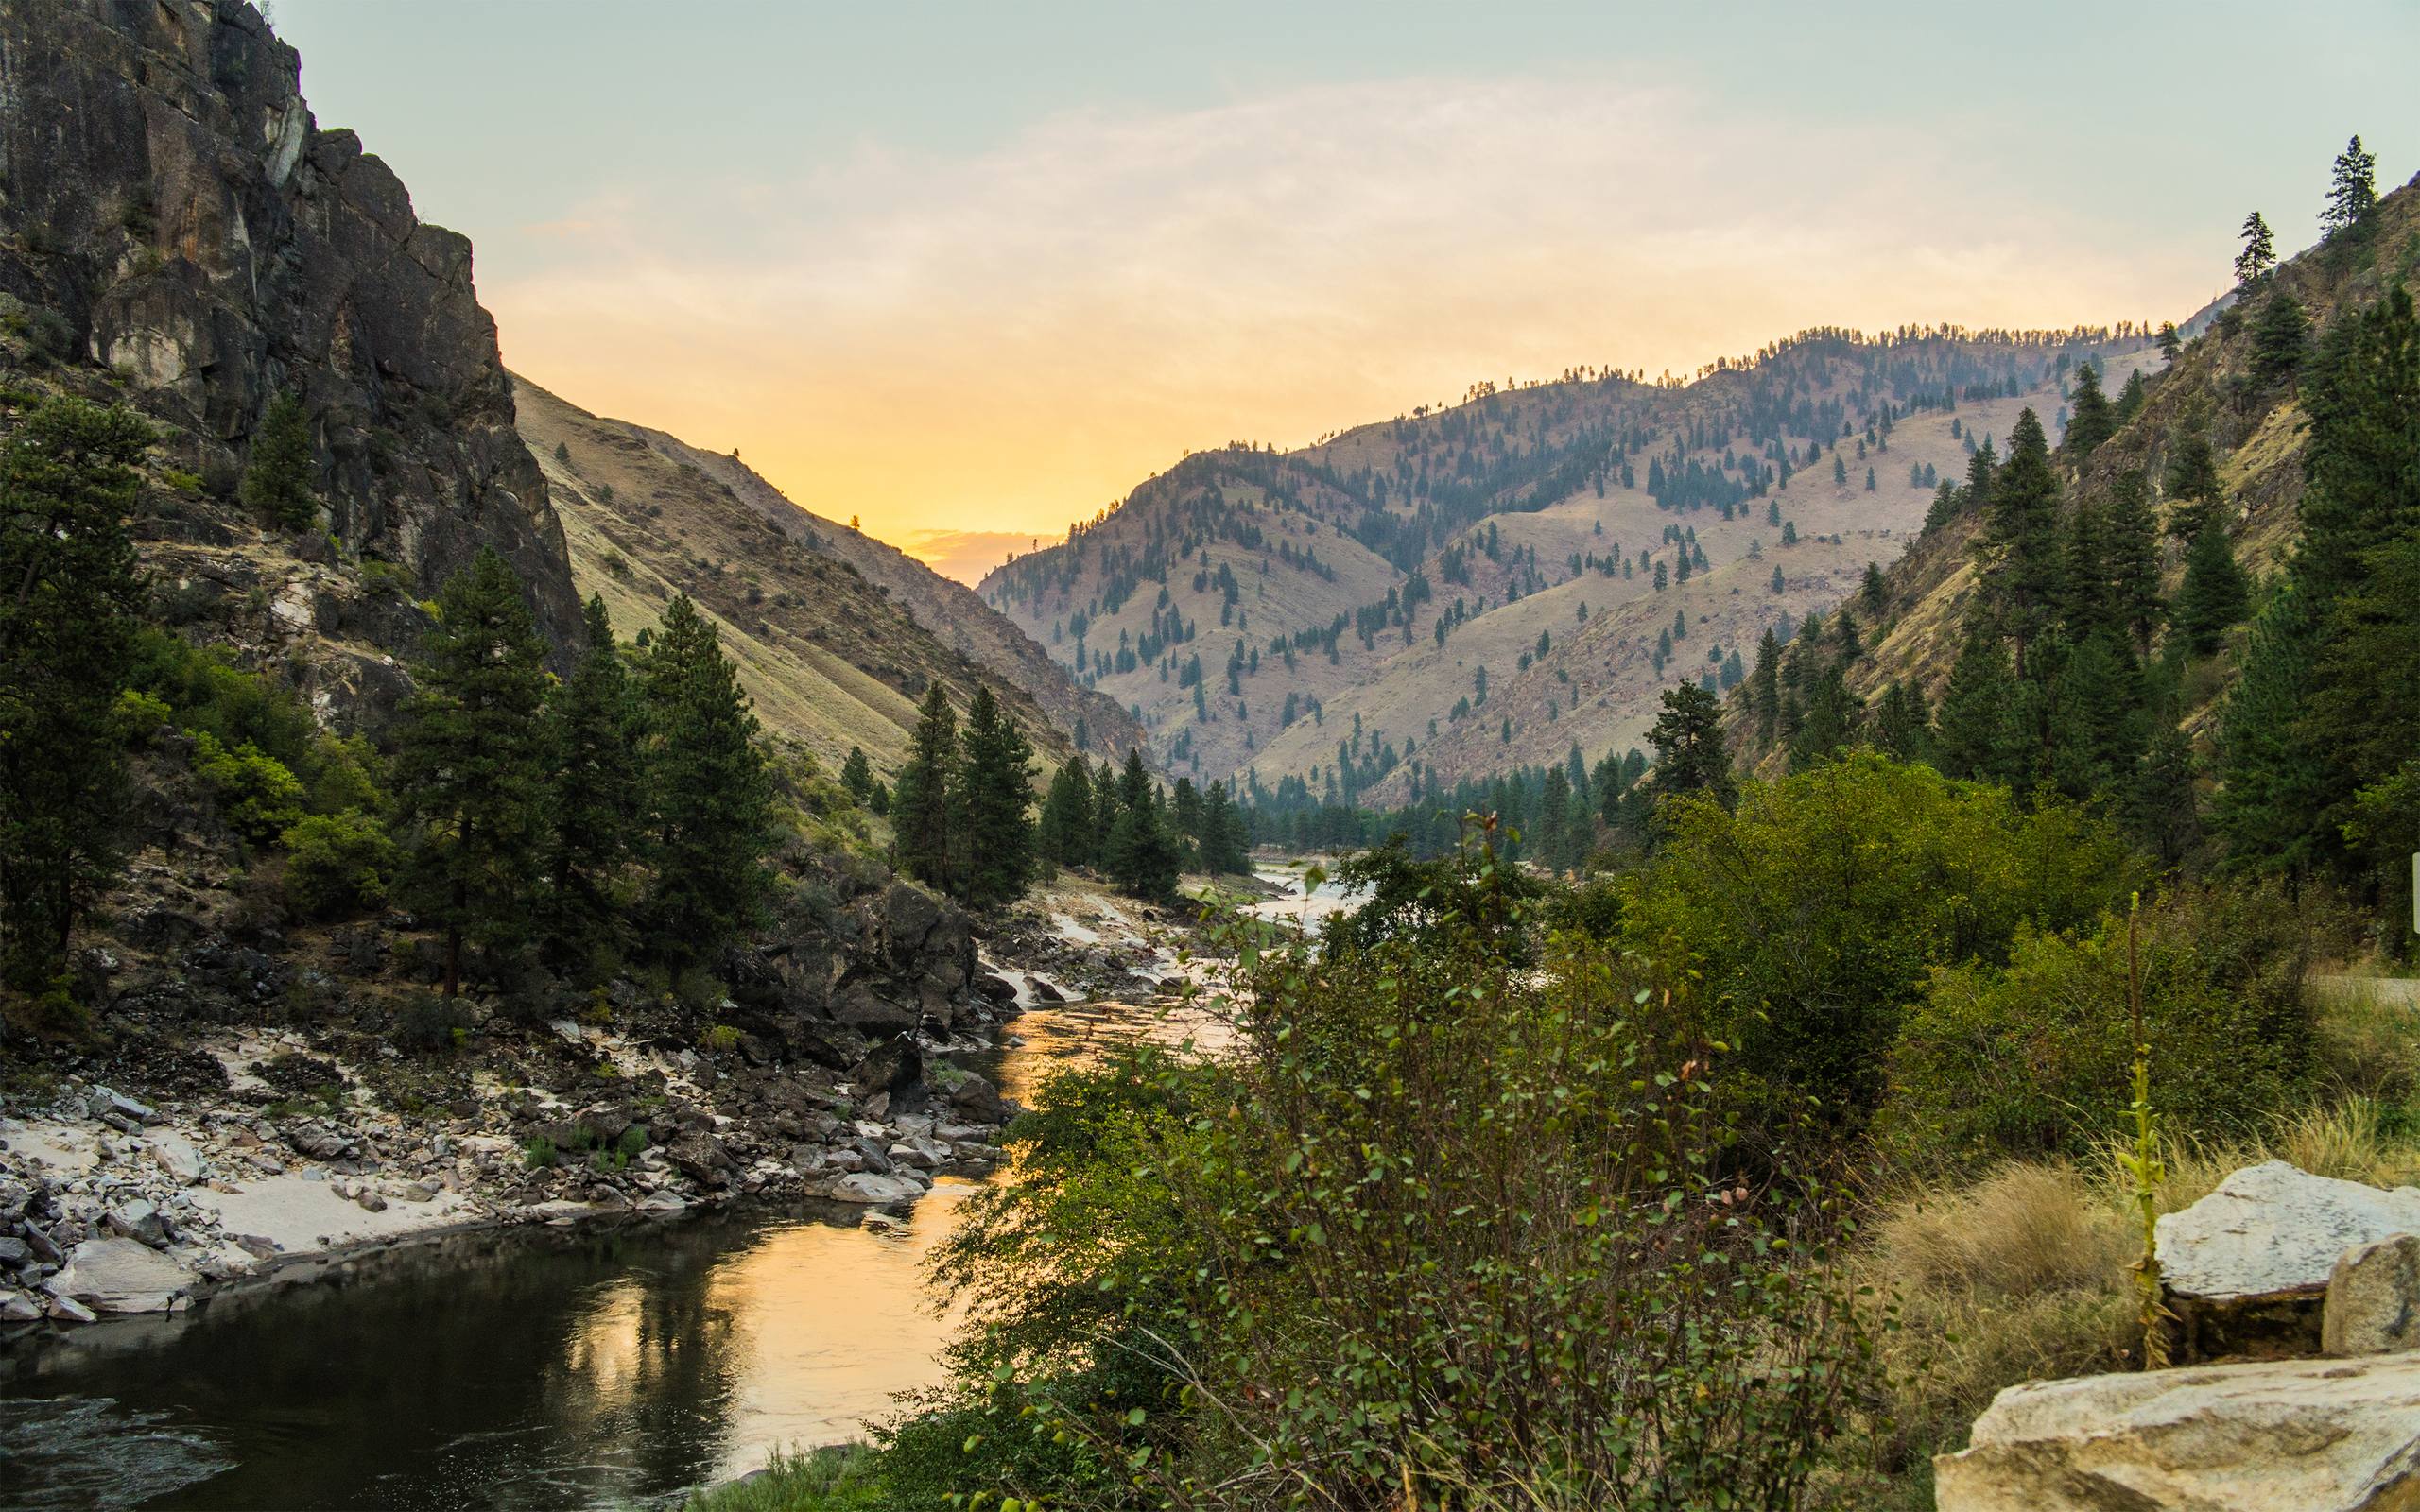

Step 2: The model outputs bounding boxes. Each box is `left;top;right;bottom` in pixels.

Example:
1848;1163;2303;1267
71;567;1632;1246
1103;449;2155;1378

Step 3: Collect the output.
44;1237;189;1314
1935;1351;2420;1511
826;1172;923;1206
2156;1161;2420;1300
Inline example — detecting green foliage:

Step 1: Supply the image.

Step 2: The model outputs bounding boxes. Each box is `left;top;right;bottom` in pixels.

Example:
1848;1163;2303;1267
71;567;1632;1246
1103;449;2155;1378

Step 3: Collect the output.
1622;753;2137;1139
681;1444;888;1511
956;684;1037;908
2249;289;2309;388
1037;753;1095;868
282;809;397;920
0;398;150;989
192;732;307;844
539;595;639;966
1102;747;1180;900
636;593;775;960
891;682;959;891
2064;361;2115;458
236;390;318;530
2175;518;2250;655
391;547;551;994
1879;883;2323;1172
838;745;873;804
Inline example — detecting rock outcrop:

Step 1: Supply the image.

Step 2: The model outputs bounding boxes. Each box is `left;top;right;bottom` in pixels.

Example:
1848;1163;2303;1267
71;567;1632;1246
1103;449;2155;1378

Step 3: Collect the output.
0;0;580;656
1934;1352;2420;1512
2325;1235;2420;1359
2157;1161;2420;1360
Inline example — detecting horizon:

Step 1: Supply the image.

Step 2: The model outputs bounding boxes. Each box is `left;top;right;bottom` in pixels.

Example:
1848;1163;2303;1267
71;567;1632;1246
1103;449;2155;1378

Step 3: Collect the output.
270;0;2411;583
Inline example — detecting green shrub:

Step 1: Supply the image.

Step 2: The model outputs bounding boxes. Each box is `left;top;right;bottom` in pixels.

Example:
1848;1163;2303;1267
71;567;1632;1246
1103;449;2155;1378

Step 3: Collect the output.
281;809;397;919
1877;885;2319;1172
1621;752;2138;1140
112;688;173;746
194;731;305;844
128;628;318;772
305;731;386;815
523;1135;558;1169
681;1444;886;1511
392;992;471;1056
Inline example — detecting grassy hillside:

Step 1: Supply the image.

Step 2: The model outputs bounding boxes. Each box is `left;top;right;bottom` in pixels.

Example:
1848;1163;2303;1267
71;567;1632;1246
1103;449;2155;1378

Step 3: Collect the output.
513;377;1102;778
980;333;2159;801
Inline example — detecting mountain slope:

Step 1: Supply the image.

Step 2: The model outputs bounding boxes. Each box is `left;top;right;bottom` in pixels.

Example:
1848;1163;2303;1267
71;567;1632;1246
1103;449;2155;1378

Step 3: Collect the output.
512;376;1119;775
981;333;2160;802
1797;174;2420;761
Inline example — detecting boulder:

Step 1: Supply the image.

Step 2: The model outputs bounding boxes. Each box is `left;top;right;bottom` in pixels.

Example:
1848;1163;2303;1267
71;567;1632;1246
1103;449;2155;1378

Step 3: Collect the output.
2156;1161;2420;1360
946;1070;1009;1124
45;1238;189;1314
636;1191;686;1214
147;1132;205;1186
826;1172;923;1206
1934;1351;2420;1511
104;1199;171;1248
2325;1234;2420;1358
664;1130;735;1189
2158;1163;2420;1301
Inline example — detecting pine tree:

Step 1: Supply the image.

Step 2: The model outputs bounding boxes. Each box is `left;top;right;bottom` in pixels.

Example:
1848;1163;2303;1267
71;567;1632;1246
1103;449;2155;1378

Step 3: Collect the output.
2105;471;2165;659
1037;755;1094;867
1869;680;1932;765
2127;725;2203;872
2116;369;2150;425
2161;418;2224;541
1975;409;2064;679
392;548;551;996
2064;362;2116;459
2176;518;2250;655
1859;561;1887;620
0;400;150;990
1103;749;1179;899
2215;584;2330;873
1749;629;1782;747
2322;135;2377;237
2044;630;2146;801
1931;625;2026;787
892;683;959;890
1169;777;1204;870
839;746;874;804
1199;780;1251;874
1787;666;1862;772
636;593;775;958
1644;682;1735;815
537;595;639;970
956;684;1036;907
2157;322;2182;362
2234;211;2275;284
2251;291;2309;388
237;390;318;530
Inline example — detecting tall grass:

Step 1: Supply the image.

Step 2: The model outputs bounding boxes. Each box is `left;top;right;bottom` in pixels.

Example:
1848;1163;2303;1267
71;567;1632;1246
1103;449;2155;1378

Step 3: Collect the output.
679;1444;883;1512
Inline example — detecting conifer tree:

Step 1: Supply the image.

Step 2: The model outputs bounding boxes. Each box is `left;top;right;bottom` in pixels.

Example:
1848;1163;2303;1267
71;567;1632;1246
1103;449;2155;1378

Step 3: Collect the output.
393;548;551;996
1104;749;1179;899
1038;755;1094;867
2251;291;2309;388
237;390;318;530
2234;211;2275;284
1749;629;1782;747
2064;362;2116;458
2104;471;2166;659
1643;682;1735;815
956;684;1036;907
1199;780;1251;874
1787;666;1862;773
538;595;639;970
892;683;960;890
1931;626;2026;787
2045;631;2146;801
2116;369;2150;425
636;594;774;959
1975;409;2064;679
2161;418;2224;541
839;746;874;804
2126;723;2203;871
2176;519;2251;655
0;400;150;990
2323;135;2377;237
2157;323;2183;362
1869;680;1932;765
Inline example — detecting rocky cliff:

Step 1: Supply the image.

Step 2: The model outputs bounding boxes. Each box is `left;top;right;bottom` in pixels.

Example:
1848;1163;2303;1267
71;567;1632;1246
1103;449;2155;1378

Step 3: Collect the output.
0;0;580;656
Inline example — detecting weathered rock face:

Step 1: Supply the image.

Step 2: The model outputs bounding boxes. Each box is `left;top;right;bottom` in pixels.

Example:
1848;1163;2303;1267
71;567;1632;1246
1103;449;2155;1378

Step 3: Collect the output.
1934;1352;2420;1512
2325;1235;2420;1359
0;0;580;654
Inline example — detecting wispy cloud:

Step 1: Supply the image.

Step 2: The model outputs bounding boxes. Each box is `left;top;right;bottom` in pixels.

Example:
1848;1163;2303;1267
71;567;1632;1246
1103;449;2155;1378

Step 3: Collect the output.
485;74;2206;546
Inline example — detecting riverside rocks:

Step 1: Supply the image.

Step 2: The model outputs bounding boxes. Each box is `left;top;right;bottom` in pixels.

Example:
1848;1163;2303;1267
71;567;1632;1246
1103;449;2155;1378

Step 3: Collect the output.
2323;1235;2420;1358
1934;1352;2420;1512
2157;1161;2420;1361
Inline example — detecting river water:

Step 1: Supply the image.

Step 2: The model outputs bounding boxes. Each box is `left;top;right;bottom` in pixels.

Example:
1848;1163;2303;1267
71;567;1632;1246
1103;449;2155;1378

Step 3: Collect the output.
0;998;1207;1512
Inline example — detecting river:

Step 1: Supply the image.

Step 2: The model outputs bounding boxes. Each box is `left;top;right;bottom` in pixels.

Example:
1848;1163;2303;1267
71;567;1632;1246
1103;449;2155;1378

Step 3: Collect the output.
0;867;1345;1510
0;998;1193;1512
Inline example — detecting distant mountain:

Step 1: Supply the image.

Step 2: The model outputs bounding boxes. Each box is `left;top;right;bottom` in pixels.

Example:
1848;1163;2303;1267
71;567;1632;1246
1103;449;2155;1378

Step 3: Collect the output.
980;331;2160;805
512;376;1143;776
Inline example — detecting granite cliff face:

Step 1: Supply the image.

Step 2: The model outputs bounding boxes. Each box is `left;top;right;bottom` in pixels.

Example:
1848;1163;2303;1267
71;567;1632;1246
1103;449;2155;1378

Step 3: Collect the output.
0;0;580;653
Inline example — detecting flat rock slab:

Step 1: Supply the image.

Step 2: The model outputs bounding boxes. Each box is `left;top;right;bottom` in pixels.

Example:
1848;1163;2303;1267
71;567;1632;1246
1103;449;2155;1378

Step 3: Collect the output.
44;1238;189;1314
2156;1161;2420;1300
826;1173;924;1206
1935;1352;2420;1511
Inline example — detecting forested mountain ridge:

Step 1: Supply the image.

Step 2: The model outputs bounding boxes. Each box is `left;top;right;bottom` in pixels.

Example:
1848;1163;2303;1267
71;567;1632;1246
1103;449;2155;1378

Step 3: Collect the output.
981;330;2159;805
1754;171;2420;765
510;377;1129;777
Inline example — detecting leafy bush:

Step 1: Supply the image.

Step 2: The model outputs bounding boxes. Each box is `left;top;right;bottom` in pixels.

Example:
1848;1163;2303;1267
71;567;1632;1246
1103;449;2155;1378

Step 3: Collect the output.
919;845;1872;1511
281;809;397;919
392;992;471;1056
128;628;318;772
1878;883;2323;1172
194;731;306;844
112;688;173;745
1620;753;2138;1139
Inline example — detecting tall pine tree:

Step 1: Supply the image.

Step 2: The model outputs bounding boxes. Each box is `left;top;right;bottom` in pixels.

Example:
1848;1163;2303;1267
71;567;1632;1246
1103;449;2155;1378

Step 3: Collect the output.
538;594;639;970
892;683;960;890
956;685;1036;907
636;594;774;959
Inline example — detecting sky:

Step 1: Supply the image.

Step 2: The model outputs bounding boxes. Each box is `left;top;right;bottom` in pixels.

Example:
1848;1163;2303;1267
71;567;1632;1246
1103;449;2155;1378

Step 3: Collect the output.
272;1;2411;583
